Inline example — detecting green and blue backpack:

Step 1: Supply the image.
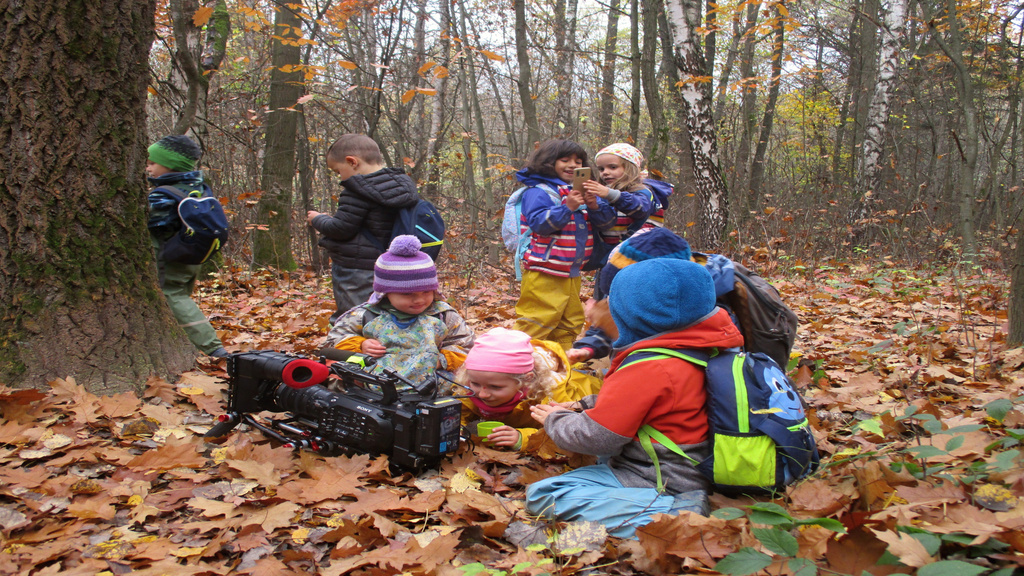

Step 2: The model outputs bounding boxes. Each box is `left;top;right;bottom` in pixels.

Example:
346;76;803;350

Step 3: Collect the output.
623;347;819;496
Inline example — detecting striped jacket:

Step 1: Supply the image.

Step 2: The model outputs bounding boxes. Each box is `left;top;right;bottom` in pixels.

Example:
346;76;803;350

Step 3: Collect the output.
517;169;616;278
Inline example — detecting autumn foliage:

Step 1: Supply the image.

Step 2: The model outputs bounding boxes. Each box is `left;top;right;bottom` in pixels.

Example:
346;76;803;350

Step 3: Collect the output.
0;258;1022;575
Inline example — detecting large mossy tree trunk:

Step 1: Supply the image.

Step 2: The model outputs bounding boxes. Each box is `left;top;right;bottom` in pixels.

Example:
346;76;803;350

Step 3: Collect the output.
0;0;196;393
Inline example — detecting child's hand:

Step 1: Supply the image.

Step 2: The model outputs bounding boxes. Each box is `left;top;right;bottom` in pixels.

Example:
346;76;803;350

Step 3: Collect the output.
485;425;521;448
582;191;600;210
530;402;570;425
582;180;610;198
360;339;386;357
565;189;583;211
566;348;593;363
306;210;324;224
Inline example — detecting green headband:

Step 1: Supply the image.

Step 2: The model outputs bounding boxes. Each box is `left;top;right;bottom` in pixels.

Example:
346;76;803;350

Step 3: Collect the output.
148;142;197;173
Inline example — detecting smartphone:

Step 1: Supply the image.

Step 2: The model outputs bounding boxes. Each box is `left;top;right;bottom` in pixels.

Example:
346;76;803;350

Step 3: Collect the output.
572;167;592;191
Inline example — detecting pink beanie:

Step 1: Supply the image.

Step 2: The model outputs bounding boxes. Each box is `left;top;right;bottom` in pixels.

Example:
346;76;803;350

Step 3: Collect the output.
464;328;535;374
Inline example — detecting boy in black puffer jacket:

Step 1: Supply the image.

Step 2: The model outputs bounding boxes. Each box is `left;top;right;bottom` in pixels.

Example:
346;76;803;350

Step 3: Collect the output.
306;134;422;323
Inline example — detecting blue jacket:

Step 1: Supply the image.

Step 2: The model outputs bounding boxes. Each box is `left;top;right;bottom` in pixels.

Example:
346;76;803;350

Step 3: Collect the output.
517;169;616;277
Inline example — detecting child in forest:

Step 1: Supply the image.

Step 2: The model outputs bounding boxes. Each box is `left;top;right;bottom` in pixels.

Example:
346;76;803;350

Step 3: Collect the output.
582;144;673;297
322;235;474;386
513;139;617;351
146;135;228;358
456;327;601;451
567;227;693;364
527;258;745;538
307;134;423;324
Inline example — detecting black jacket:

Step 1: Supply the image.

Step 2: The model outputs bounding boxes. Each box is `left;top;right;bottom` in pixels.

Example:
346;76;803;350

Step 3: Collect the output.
311;168;420;269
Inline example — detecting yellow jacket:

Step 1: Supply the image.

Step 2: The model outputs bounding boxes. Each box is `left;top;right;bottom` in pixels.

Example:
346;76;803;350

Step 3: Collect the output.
461;339;601;450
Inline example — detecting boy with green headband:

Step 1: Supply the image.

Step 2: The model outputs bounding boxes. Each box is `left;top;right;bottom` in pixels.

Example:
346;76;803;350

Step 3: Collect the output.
146;135;228;358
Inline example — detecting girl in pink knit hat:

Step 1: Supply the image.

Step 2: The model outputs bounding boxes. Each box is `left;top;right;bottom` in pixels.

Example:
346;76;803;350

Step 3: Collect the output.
582;143;673;270
456;327;600;451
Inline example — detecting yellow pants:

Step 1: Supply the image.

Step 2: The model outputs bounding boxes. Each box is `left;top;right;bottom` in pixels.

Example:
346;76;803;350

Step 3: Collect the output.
515;271;584;351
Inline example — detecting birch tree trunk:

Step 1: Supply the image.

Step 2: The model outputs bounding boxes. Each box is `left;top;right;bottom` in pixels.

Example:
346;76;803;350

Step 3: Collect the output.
665;0;729;248
852;0;908;225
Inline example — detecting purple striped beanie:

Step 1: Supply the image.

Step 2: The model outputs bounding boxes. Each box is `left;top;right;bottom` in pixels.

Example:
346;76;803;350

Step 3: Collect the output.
373;235;439;296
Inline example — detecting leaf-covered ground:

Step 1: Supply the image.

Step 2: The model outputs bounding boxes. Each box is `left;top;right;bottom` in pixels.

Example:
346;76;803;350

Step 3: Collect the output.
1;257;1022;575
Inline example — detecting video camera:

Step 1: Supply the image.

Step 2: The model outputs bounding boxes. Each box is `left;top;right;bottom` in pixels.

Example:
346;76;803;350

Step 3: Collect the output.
205;350;463;471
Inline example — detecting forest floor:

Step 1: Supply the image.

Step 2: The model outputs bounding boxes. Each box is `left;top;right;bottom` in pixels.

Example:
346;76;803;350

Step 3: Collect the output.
0;253;1022;575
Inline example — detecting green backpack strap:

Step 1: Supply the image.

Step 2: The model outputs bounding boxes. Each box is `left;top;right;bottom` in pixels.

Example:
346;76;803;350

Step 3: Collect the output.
625;347;714;493
638;424;700;493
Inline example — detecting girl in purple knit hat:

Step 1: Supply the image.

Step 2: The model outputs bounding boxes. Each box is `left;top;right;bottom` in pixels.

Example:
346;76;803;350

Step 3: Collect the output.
323;235;474;386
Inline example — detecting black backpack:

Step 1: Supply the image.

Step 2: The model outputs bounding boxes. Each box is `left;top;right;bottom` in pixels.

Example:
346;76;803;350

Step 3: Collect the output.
362;198;445;260
696;253;799;369
156;185;230;265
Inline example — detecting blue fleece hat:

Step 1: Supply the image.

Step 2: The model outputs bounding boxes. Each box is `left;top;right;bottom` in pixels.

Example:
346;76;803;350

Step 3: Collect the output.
609;258;716;348
598;227;692;297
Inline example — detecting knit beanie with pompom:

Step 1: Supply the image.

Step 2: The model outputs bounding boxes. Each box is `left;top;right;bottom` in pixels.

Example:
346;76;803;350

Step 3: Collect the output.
372;235;439;297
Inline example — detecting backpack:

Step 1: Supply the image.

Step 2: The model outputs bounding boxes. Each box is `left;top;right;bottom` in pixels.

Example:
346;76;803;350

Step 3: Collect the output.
361;198;445;260
155;185;229;265
501;183;559;280
623;347;819;496
697;253;799;369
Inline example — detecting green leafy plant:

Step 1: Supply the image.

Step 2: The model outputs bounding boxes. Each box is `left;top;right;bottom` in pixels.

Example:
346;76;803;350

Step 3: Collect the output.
712;503;846;576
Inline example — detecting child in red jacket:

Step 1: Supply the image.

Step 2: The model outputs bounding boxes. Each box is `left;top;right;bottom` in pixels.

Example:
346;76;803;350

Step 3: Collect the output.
527;258;744;538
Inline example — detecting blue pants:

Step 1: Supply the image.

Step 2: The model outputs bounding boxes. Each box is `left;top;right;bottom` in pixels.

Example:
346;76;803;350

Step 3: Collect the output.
525;464;708;538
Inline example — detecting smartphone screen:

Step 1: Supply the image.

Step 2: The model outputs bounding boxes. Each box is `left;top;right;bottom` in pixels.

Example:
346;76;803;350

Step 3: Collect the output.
573;167;592;191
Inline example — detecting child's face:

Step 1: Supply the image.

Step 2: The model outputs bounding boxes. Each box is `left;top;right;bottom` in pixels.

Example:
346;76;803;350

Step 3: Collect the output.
146;160;172;178
466;370;523;406
553;154;583;183
385;291;434;315
327;157;357;182
595;154;625;185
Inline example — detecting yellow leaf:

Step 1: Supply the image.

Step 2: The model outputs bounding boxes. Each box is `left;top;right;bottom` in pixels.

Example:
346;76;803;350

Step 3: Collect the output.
128;495;144;506
147;86;158;96
172;546;207;558
337;60;357;70
193;6;214;27
686;221;695;227
297;94;314;104
291;527;310;543
417;61;436;76
179;387;205;396
764;206;777;215
417;88;437;96
401;89;416;104
480;50;504;62
433;65;449;79
778;4;789;17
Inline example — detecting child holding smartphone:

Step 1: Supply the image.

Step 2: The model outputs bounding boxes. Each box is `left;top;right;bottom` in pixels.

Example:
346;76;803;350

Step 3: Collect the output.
513;140;617;350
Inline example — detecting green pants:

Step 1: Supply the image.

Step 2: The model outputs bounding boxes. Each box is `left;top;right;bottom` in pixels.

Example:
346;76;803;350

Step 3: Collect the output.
158;258;222;354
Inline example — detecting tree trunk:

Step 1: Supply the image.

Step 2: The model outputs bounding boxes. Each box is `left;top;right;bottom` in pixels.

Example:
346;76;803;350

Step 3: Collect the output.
629;0;642;141
731;1;759;208
514;0;541;147
852;0;908;225
0;0;195;393
748;3;785;204
665;0;730;248
1010;228;1024;347
553;0;579;137
253;1;304;270
167;0;230;137
599;0;622;138
713;7;743;124
642;0;667;167
925;0;978;257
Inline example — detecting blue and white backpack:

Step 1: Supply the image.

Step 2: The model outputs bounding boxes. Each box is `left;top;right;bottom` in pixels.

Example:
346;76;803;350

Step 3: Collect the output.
625;347;819;495
156;185;229;265
500;183;559;280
